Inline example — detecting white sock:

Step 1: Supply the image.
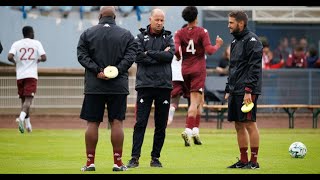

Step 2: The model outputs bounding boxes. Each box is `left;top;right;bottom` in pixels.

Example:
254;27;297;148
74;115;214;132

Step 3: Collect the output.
168;106;175;124
25;117;31;128
185;128;193;137
19;111;27;122
192;127;199;136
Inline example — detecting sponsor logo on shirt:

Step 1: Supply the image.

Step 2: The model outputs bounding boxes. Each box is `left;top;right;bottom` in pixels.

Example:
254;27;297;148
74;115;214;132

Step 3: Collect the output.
249;37;257;41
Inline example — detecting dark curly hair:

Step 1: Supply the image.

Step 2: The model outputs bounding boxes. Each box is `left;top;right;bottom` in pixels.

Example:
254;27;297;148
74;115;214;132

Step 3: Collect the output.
182;6;198;23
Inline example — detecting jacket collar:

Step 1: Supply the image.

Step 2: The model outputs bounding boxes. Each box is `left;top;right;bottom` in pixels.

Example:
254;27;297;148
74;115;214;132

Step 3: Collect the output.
139;24;171;36
98;16;116;25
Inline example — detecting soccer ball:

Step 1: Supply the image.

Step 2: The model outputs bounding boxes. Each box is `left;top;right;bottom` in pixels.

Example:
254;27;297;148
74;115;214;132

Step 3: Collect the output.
288;142;307;158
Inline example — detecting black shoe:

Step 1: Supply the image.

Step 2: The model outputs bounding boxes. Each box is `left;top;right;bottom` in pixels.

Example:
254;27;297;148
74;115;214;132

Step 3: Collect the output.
227;158;247;168
150;157;162;167
127;157;139;168
192;134;202;145
242;161;260;169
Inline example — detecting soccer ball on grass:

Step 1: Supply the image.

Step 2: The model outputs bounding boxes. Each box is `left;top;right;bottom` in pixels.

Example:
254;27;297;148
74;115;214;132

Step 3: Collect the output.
288;142;307;158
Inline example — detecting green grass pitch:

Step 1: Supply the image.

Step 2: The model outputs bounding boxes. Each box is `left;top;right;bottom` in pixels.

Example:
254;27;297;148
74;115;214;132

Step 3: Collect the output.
0;128;319;174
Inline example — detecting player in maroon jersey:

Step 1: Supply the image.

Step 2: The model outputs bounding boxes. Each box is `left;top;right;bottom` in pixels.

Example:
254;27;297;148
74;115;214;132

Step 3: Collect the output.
174;6;224;146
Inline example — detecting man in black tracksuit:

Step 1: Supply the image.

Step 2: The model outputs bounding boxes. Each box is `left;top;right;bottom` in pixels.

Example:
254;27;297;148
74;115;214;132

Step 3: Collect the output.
77;6;137;172
225;11;263;169
127;8;175;168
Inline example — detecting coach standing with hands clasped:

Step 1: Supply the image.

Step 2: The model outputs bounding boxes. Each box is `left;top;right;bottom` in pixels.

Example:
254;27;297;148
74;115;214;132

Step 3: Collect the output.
127;8;175;168
77;6;137;172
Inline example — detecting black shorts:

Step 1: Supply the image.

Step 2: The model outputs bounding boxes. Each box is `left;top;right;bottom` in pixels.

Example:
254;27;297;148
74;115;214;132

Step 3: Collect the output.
80;94;127;122
227;94;259;122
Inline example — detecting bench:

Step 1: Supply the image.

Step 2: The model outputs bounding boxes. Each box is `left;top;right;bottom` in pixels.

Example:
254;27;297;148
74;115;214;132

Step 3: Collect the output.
308;105;320;129
202;104;320;129
126;104;320;129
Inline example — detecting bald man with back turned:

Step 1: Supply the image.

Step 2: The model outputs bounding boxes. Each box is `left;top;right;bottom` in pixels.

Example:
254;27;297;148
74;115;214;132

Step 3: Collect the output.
77;6;137;172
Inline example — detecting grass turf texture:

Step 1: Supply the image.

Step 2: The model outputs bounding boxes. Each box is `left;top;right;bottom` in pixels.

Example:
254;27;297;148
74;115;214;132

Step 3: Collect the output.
0;128;319;174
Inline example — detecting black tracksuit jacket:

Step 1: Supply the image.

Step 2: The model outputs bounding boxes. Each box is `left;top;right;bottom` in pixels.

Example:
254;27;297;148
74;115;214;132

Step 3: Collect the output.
225;27;263;95
77;17;137;94
134;25;175;90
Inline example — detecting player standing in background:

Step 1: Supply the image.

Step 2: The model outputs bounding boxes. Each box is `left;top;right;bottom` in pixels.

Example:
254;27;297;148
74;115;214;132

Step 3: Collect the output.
77;6;137;172
174;6;223;146
8;26;47;134
225;11;262;169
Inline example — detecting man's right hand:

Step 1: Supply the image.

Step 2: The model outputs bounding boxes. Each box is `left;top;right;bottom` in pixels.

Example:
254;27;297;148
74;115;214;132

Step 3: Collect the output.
97;72;110;80
216;35;224;47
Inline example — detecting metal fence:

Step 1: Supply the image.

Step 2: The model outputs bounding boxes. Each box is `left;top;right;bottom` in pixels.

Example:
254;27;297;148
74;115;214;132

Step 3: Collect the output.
0;76;137;110
260;69;320;105
0;69;319;114
204;69;320;114
204;69;320;106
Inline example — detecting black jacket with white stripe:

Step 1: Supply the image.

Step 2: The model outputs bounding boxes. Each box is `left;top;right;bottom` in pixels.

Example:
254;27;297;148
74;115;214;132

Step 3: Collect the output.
134;25;175;90
225;27;263;95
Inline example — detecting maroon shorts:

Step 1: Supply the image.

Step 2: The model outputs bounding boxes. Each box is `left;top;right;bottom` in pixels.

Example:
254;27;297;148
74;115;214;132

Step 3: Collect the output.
17;78;37;98
171;81;189;98
183;70;206;94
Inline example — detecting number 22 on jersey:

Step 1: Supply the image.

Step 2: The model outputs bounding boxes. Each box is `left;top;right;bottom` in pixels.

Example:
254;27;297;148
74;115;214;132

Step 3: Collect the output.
19;47;35;60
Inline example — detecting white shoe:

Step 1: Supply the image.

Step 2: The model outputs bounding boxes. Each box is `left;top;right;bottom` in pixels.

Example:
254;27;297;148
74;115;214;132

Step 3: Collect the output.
181;131;191;147
81;164;95;171
16;118;24;133
25;118;32;133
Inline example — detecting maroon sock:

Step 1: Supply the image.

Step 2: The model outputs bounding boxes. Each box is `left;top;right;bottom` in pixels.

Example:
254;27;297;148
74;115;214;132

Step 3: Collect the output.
113;150;123;167
186;116;196;129
250;147;259;163
240;147;248;163
195;115;200;127
86;151;95;166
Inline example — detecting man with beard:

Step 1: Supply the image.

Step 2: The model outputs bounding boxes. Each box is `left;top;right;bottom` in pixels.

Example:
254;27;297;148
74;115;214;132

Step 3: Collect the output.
225;11;263;169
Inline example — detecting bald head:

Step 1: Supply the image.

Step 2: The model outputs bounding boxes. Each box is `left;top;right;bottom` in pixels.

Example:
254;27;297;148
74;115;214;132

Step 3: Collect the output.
151;8;165;17
149;8;165;34
99;6;116;19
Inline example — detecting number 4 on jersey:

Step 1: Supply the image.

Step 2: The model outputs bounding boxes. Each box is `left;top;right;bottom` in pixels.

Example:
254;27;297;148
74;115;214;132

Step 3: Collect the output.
186;39;196;54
